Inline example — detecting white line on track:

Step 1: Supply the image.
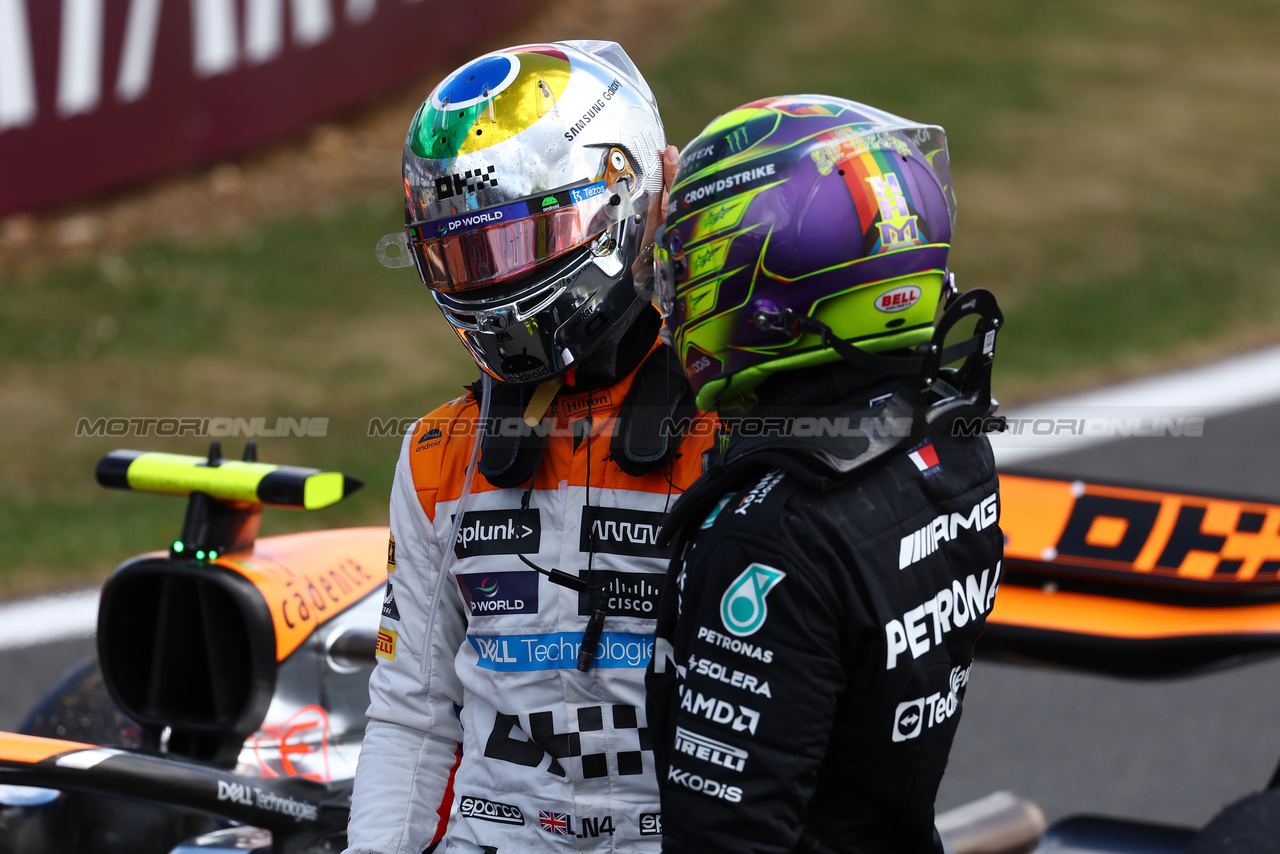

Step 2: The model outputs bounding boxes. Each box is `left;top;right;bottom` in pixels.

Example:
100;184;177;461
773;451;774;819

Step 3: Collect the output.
4;344;1280;646
0;588;99;651
991;342;1280;466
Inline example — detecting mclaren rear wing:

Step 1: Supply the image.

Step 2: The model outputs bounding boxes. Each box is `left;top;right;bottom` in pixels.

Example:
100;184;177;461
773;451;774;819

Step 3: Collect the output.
986;473;1280;677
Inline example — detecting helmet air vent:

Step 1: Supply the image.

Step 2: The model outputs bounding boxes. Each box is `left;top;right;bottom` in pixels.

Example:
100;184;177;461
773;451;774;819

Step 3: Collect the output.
516;283;565;319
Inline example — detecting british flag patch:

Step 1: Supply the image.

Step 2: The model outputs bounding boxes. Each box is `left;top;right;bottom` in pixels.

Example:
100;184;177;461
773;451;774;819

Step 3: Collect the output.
539;811;571;835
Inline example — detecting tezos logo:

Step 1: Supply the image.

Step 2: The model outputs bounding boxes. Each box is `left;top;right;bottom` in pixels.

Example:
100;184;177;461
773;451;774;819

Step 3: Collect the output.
875;284;922;313
720;563;785;637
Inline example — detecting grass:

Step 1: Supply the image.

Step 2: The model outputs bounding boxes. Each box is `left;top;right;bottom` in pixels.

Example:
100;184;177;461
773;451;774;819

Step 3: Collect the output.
0;197;475;596
3;0;1280;594
646;0;1280;394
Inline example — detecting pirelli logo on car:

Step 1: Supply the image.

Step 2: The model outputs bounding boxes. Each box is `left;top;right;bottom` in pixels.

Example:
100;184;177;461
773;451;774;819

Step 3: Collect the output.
580;507;671;558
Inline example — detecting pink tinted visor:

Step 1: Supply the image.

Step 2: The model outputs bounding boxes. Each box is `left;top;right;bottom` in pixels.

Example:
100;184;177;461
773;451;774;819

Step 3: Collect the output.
407;180;627;293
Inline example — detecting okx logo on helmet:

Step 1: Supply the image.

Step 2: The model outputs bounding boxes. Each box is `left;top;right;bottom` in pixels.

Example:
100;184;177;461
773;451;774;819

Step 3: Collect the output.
653;95;957;409
377;41;667;385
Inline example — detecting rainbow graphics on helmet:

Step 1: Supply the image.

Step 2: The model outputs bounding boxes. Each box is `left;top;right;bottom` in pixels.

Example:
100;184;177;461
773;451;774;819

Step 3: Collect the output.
378;40;666;385
654;95;958;409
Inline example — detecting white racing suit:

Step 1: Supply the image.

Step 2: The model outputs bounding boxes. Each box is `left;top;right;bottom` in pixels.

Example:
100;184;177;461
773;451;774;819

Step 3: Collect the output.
346;366;711;854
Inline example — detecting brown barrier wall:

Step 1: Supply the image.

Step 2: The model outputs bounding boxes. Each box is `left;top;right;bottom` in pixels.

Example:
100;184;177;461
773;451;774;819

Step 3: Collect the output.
0;0;536;216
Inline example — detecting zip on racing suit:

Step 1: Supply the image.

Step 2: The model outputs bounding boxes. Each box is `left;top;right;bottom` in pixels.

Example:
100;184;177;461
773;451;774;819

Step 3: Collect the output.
347;337;713;854
646;366;1004;853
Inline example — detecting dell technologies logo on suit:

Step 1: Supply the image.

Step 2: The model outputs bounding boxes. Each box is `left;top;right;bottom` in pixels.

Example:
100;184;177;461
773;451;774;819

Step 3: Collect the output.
452;509;542;558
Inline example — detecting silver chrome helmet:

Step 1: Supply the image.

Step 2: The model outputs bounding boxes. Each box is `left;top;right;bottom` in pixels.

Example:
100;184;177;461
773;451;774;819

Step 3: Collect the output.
378;40;666;384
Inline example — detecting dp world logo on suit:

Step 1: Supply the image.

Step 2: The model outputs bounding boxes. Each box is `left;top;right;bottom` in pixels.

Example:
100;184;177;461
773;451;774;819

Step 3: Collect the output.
458;571;539;616
720;563;785;637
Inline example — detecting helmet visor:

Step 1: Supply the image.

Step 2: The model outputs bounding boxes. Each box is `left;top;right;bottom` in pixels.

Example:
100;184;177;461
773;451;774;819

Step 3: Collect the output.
652;221;687;316
406;180;630;293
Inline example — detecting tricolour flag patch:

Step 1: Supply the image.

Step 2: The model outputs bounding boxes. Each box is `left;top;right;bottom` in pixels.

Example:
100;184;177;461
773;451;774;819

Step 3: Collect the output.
908;441;942;478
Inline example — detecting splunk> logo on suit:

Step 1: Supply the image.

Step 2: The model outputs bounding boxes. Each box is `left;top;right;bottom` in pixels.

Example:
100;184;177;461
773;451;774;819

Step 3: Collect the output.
452;509;541;558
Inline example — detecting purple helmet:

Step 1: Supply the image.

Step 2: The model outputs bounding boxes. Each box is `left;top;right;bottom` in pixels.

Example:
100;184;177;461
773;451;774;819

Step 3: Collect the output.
654;95;957;409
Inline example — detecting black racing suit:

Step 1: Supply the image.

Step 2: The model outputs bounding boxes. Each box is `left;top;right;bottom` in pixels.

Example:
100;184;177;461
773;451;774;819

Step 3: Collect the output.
646;369;1003;853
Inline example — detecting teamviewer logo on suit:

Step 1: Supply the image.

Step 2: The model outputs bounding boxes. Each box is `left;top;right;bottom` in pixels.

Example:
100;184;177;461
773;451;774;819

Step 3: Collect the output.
893;698;925;742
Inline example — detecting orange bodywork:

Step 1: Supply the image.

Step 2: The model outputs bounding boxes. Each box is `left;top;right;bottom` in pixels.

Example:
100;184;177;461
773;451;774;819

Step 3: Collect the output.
993;474;1280;640
991;587;1280;639
214;527;388;661
0;732;94;765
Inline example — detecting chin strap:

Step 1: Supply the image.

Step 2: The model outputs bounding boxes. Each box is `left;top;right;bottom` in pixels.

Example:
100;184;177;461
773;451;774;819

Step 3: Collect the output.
749;287;1003;421
660;289;1006;547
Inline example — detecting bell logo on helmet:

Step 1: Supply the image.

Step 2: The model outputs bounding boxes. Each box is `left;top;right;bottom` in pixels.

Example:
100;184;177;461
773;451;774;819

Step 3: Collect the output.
875;285;923;313
720;563;785;637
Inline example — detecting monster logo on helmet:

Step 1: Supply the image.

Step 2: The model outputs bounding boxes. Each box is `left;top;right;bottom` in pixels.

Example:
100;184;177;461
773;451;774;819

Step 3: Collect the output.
379;41;667;386
654;95;959;410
